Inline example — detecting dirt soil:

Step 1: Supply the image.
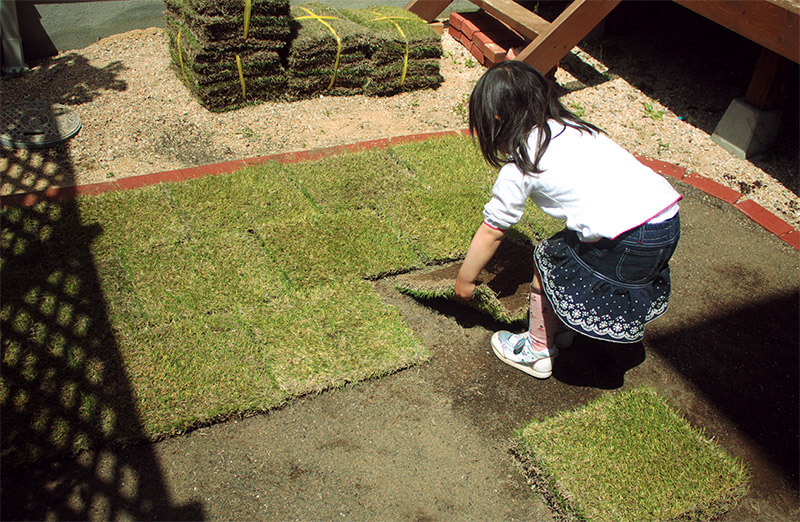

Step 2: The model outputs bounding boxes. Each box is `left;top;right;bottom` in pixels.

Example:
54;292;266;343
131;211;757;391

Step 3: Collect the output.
1;5;798;521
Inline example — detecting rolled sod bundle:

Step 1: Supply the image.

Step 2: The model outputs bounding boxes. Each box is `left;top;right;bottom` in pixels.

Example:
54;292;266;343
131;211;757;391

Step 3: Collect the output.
341;5;443;95
166;15;282;83
176;68;288;111
164;0;292;44
284;2;376;98
170;0;291;19
341;5;442;64
366;58;442;96
166;1;445;107
165;0;291;110
394;240;534;324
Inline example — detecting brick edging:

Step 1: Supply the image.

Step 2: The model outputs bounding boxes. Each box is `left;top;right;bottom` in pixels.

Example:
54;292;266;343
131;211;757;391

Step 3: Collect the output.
1;129;796;251
634;155;799;250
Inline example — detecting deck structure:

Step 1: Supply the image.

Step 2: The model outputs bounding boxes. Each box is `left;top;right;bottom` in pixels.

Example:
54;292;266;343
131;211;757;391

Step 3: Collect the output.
406;0;799;158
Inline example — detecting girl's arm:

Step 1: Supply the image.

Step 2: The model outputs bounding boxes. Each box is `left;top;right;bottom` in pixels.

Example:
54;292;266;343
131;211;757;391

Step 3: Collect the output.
455;222;506;299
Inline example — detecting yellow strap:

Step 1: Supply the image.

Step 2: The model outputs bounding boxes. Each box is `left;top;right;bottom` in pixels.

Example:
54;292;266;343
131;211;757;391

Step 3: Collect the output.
236;54;246;98
369;12;414;87
295;7;342;89
176;28;190;85
243;0;252;39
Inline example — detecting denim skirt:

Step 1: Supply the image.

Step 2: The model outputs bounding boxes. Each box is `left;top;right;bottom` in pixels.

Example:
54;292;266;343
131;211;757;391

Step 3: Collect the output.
534;214;680;343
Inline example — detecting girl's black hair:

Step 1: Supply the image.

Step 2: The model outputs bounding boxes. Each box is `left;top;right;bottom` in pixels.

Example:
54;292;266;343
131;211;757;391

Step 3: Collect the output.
468;60;603;174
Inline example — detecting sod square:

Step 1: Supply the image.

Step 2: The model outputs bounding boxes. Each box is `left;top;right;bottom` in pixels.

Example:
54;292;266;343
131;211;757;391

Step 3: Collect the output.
281;148;417;213
388;134;496;191
262;279;430;394
382;186;484;262
390;135;564;244
119;310;288;436
514;387;750;521
77;184;189;253
252;209;424;290
163;162;318;232
103;230;290;326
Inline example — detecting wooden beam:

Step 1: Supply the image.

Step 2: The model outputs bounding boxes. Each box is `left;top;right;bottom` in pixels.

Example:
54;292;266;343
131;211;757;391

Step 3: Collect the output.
471;0;551;40
516;0;620;74
672;0;799;64
404;0;454;22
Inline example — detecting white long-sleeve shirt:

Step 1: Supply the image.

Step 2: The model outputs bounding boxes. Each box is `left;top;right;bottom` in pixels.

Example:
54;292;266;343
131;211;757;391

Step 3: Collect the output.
483;121;682;242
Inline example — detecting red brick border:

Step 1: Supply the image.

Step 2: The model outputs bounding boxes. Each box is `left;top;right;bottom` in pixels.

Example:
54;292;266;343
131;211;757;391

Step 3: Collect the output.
683;173;743;204
1;129;796;251
735;199;794;237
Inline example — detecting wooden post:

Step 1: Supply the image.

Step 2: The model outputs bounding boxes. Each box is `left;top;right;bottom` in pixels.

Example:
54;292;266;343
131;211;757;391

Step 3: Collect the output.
516;0;620;75
745;47;791;110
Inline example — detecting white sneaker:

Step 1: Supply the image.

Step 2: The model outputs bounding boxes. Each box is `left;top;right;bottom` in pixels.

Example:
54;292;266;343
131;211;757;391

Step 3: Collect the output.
490;331;557;379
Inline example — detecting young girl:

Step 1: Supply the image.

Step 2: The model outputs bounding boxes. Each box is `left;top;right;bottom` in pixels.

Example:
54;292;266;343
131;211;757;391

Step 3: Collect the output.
455;61;681;379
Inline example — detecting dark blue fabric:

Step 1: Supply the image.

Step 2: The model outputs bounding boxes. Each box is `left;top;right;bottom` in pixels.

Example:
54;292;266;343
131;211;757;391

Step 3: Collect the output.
534;214;680;343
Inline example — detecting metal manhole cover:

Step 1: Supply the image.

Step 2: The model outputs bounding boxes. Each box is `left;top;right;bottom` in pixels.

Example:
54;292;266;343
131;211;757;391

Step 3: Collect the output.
1;102;82;150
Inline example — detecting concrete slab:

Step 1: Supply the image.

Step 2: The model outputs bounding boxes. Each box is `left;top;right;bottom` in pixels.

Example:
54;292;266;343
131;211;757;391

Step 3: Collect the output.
712;97;783;159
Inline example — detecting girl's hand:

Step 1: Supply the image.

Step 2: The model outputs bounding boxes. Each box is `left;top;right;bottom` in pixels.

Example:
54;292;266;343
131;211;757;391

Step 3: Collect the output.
455;222;506;301
454;277;476;300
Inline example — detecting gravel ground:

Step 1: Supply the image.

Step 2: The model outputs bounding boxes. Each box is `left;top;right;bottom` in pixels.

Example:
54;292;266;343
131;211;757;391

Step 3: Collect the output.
1;24;797;228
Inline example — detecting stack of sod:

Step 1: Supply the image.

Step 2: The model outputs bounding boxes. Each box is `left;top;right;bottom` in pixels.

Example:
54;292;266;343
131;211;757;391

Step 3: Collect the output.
284;2;375;99
164;0;292;111
341;5;443;96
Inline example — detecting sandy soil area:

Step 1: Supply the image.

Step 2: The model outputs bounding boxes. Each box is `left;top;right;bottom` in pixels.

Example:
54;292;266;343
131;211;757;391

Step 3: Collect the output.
1;24;798;228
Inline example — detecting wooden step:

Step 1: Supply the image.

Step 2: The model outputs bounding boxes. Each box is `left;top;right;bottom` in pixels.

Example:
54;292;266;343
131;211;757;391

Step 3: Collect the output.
469;0;550;41
407;0;620;74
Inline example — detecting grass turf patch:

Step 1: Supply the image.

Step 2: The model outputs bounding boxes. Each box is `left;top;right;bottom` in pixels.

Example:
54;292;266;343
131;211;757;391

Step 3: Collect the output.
0;134;560;466
512;387;750;521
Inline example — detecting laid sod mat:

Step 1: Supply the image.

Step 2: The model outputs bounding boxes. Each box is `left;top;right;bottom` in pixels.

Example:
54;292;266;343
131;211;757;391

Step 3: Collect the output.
512;387;750;521
0;134;561;467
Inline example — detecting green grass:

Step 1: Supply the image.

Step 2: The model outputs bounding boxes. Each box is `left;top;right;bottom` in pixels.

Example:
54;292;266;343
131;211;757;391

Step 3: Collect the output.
1;134;562;466
513;387;750;521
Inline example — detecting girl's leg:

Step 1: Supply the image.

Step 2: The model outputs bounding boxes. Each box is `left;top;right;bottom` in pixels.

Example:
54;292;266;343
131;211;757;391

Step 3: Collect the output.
528;266;557;350
489;266;558;379
532;264;575;349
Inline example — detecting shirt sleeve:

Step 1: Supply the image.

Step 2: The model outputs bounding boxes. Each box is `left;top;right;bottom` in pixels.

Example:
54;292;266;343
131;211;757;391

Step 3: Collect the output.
482;165;528;230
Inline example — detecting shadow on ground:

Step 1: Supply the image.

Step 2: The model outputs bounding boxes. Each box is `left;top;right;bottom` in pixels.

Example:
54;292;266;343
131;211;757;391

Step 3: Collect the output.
1;68;202;520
